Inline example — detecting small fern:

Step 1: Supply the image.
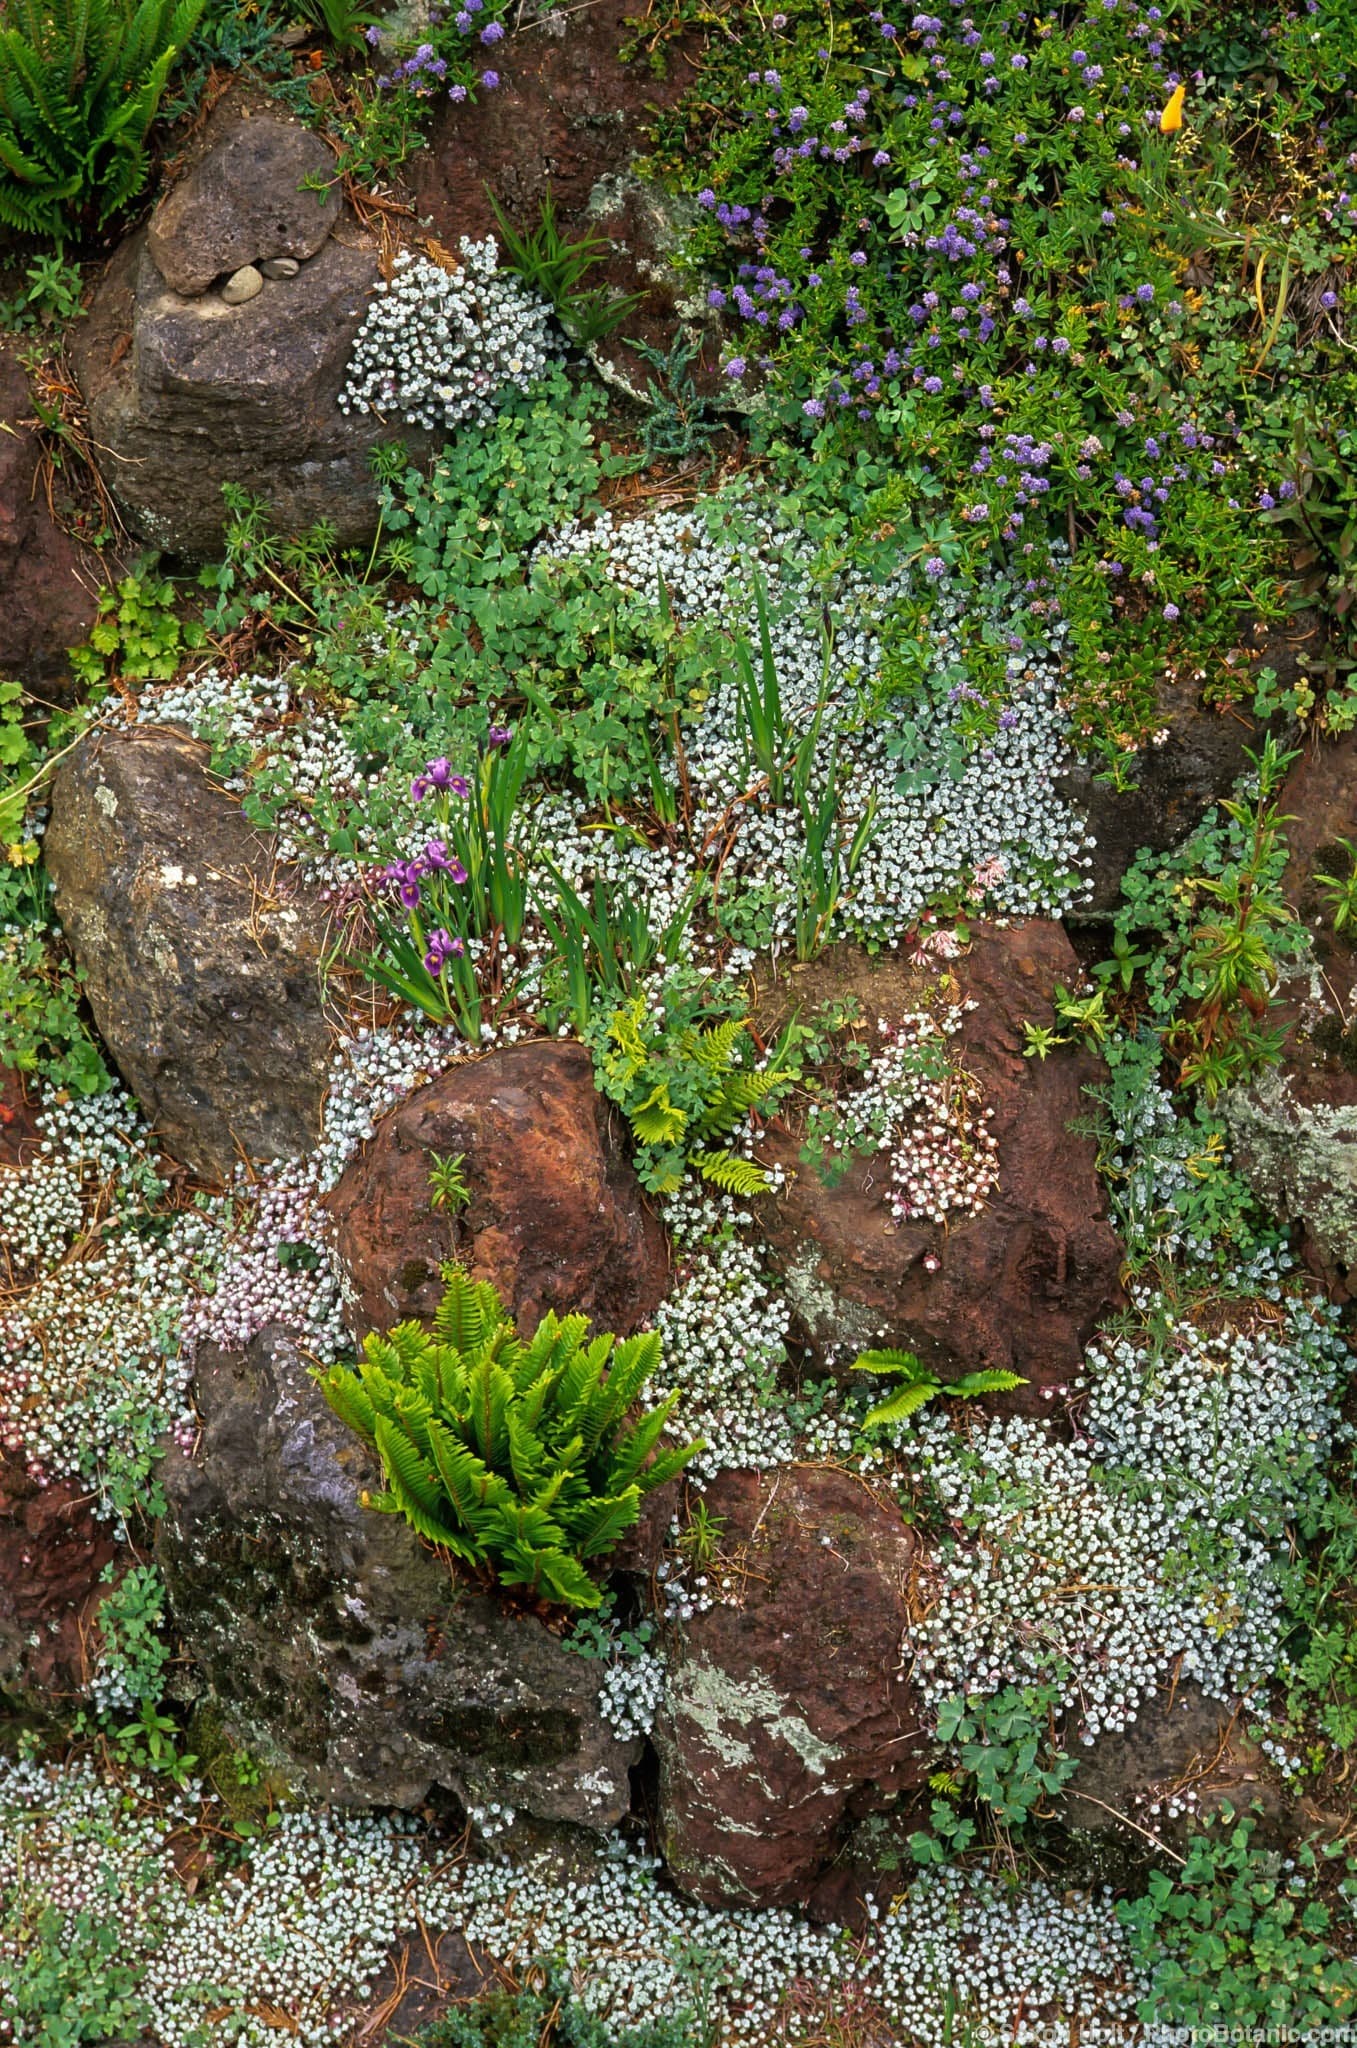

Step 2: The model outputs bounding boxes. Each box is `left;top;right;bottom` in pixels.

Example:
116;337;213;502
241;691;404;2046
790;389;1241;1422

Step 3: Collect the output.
0;0;205;240
852;1346;1027;1430
316;1265;701;1609
588;975;797;1195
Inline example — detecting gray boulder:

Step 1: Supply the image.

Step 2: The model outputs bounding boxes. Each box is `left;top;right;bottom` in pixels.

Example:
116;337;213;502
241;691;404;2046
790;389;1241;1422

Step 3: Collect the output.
71;119;435;557
157;1325;639;1833
147;118;341;297
1223;1063;1357;1274
44;725;331;1180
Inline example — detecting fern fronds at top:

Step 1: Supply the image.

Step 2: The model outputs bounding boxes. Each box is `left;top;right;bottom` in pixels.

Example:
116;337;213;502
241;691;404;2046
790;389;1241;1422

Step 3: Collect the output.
0;0;205;240
852;1346;1027;1430
316;1263;701;1610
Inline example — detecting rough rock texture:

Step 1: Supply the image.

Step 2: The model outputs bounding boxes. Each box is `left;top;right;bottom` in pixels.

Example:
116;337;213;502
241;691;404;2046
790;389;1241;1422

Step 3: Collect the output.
1221;732;1357;1284
1059;1681;1284;1868
71;116;436;557
0;352;100;691
146;119;341;296
758;928;1124;1409
655;1464;933;1909
0;1454;118;1715
157;1325;638;1829
44;725;331;1181
1224;1064;1357;1277
1060;628;1302;915
328;1041;669;1339
408;5;721;391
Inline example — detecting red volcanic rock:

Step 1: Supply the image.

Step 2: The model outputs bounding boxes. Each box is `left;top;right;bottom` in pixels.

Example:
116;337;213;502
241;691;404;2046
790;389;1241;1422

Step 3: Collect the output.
0;1453;119;1714
327;1039;669;1339
758;924;1125;1412
655;1463;934;1909
0;351;100;694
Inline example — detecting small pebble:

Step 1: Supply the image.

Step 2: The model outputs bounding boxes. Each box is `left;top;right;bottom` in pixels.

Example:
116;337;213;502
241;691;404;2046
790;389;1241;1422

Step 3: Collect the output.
259;256;300;279
222;264;263;304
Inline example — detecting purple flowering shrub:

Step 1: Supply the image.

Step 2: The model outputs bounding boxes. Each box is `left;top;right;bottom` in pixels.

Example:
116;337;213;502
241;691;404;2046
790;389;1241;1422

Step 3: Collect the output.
326;0;517;181
653;0;1357;765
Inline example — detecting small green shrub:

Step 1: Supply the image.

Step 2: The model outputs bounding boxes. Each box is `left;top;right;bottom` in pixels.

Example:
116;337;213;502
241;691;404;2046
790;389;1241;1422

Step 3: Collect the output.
1118;1811;1357;2026
485;184;646;346
7;1904;151;2045
68;562;204;692
0;0;206;240
317;1265;700;1609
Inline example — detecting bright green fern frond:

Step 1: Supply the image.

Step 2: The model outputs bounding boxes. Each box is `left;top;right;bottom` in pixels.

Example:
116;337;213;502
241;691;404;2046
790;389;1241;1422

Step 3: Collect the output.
692;1150;772;1196
861;1380;941;1429
432;1262;506;1356
690;1014;749;1072
374;1413;450;1523
573;1488;643;1559
605;1390;676;1493
852;1348;927;1379
314;1364;378;1448
637;1437;704;1493
630;1081;687;1147
949;1370;1028;1399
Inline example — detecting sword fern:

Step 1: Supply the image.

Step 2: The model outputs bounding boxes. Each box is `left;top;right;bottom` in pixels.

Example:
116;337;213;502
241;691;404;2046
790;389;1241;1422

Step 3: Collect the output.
316;1264;701;1610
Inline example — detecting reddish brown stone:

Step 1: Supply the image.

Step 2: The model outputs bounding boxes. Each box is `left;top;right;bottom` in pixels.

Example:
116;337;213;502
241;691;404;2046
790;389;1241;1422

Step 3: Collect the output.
0;350;100;695
655;1464;933;1908
407;7;722;390
0;1066;42;1172
0;1453;119;1713
327;1039;669;1339
757;925;1125;1413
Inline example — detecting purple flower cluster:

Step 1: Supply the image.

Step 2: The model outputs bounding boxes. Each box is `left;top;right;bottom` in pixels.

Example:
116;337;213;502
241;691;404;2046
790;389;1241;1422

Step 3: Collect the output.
373;0;506;97
383;841;469;910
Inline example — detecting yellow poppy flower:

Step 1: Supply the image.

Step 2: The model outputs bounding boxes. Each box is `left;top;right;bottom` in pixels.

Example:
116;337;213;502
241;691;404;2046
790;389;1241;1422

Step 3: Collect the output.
1160;83;1186;133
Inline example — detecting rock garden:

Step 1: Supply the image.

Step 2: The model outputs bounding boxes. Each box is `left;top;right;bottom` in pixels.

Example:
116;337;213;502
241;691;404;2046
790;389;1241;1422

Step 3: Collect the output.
3;0;1357;2041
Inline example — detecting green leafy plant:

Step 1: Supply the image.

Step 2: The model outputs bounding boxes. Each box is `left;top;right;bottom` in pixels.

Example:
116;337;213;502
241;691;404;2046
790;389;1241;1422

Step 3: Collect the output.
563;1588;656;1663
852;1348;1026;1429
0;845;110;1098
536;860;704;1038
485;183;646;346
0;0;206;239
588;976;798;1195
290;0;381;53
0;251;83;330
68;562;204;691
7;1904;151;2045
632;334;719;465
412;1984;709;2048
1314;837;1357;934
428;1151;471;1214
677;1497;725;1569
1117;1810;1357;2026
316;1264;700;1609
914;1680;1077;1854
1107;739;1304;1098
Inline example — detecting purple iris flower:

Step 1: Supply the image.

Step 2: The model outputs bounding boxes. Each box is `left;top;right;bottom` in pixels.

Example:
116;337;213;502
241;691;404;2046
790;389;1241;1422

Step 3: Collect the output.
412;758;472;801
424;928;466;975
422;841;469;884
